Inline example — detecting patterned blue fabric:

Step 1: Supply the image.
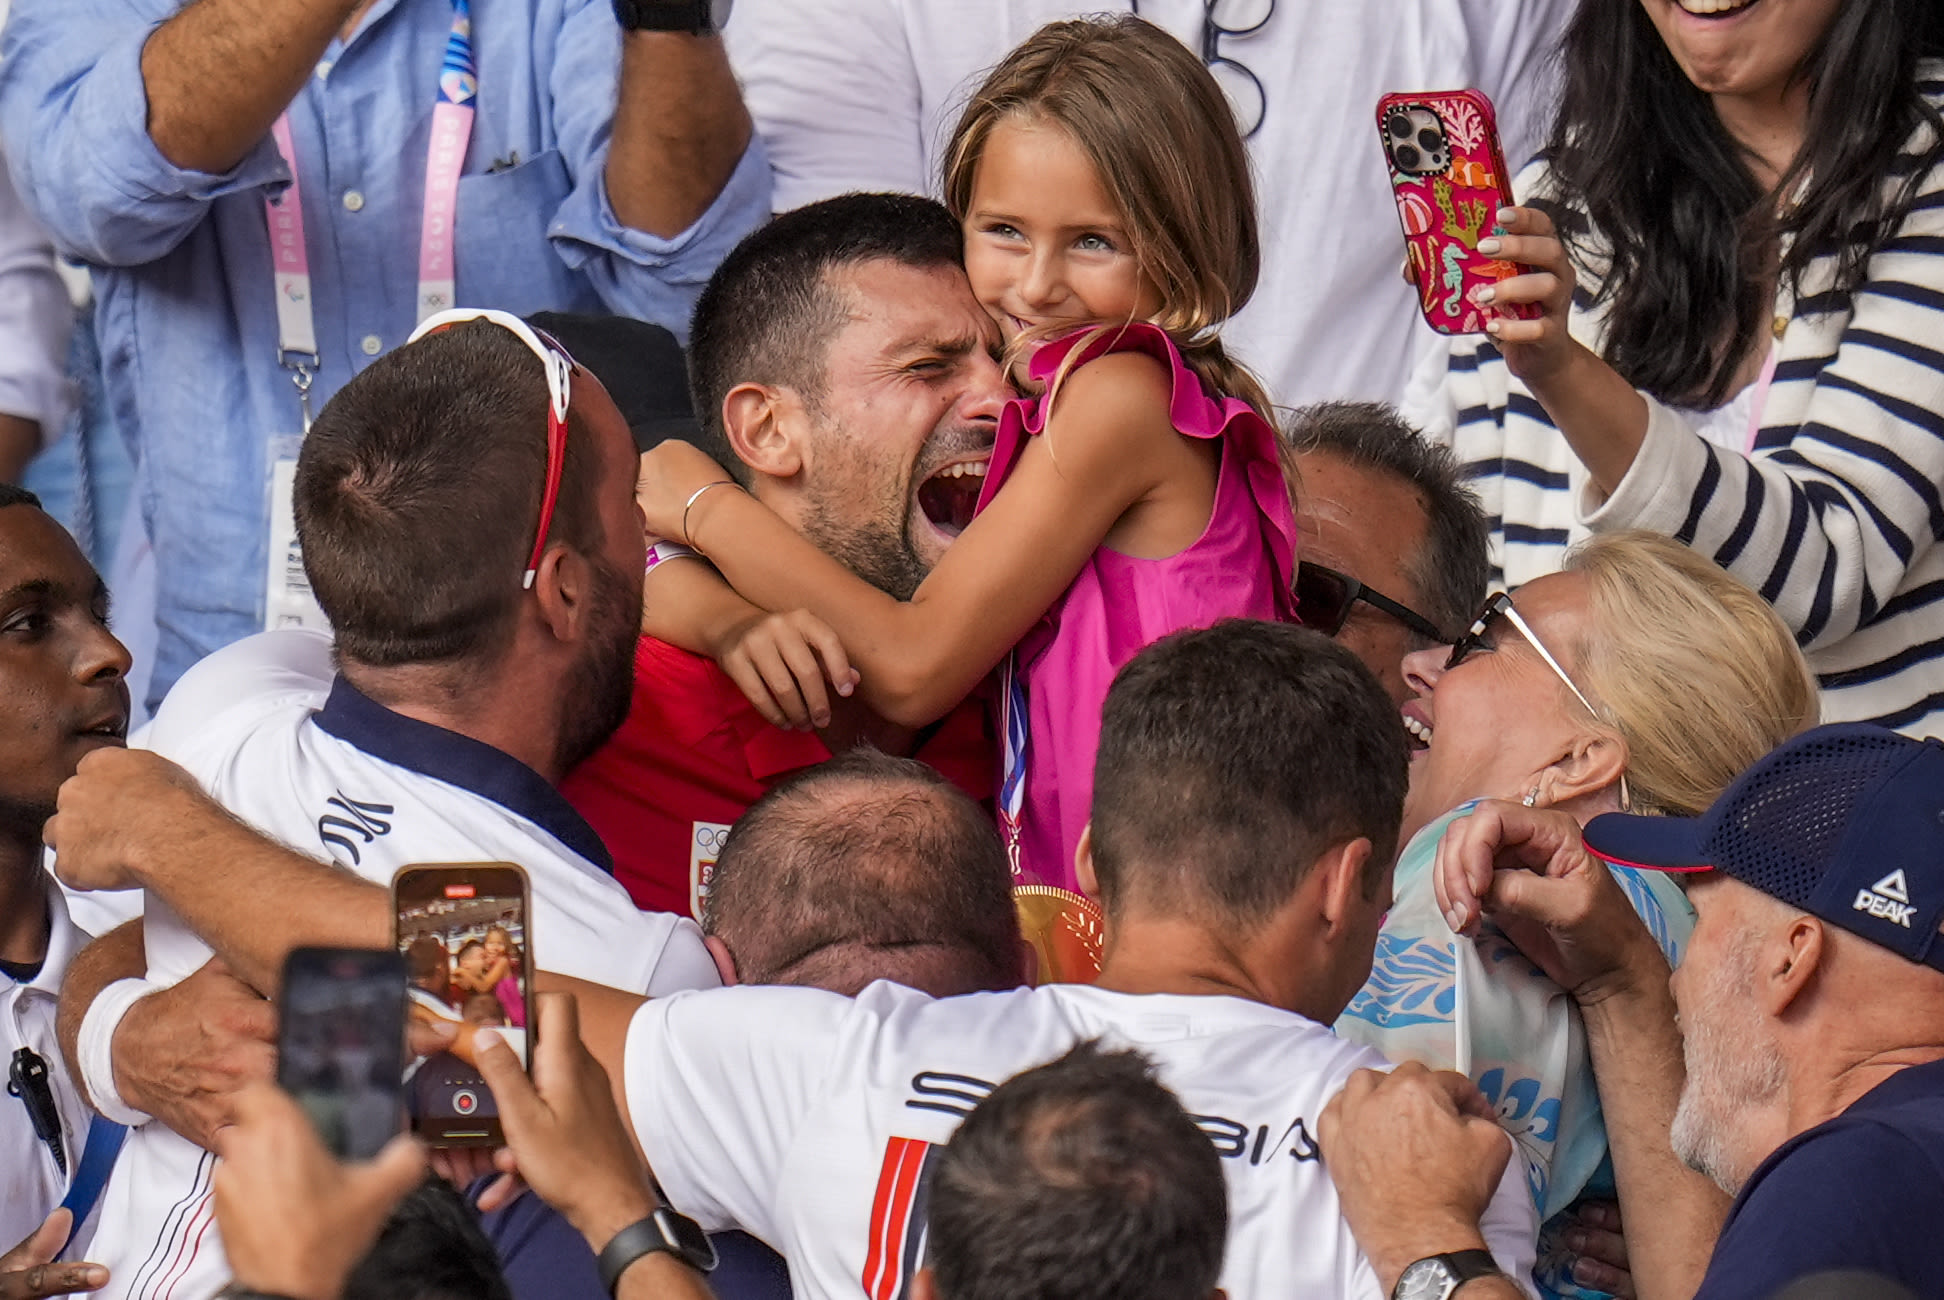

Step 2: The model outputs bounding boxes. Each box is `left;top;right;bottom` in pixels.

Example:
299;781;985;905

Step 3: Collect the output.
1337;801;1694;1296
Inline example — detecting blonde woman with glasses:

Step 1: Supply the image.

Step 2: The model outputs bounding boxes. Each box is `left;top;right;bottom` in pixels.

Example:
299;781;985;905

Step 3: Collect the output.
1335;529;1817;1299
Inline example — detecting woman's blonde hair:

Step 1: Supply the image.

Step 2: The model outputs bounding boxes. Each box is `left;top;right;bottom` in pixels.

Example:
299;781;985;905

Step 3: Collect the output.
941;16;1274;425
1564;531;1819;817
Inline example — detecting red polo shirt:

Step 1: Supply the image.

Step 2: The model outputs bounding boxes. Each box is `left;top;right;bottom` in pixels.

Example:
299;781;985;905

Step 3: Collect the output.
563;637;996;918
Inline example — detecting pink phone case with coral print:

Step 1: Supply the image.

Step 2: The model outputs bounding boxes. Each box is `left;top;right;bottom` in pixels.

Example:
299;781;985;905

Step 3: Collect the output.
1377;88;1538;335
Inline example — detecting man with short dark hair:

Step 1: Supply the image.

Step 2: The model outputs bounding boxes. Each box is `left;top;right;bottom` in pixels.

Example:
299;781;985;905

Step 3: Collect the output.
51;316;719;1292
916;1041;1227;1300
1289;401;1488;706
564;193;1009;917
0;482;126;1288
562;621;1540;1298
701;749;1020;997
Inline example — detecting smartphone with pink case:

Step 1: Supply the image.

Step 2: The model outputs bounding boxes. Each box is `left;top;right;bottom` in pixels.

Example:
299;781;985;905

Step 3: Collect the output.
1376;88;1538;335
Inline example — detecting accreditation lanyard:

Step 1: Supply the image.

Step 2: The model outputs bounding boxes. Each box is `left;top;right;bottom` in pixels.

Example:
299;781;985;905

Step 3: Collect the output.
266;0;479;430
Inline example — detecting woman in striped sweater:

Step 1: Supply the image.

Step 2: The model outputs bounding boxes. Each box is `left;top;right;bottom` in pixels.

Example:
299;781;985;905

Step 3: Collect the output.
1407;0;1944;734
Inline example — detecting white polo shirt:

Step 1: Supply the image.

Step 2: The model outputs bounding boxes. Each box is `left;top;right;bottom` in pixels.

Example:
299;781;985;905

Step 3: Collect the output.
1;888;100;1249
78;629;720;1299
626;981;1540;1300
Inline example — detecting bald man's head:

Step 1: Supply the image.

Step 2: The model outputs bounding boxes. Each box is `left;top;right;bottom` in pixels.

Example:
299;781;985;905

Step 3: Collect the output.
703;750;1023;997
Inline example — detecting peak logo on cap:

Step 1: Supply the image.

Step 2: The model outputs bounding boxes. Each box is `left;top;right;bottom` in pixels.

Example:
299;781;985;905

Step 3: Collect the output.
1583;724;1944;974
1856;870;1915;928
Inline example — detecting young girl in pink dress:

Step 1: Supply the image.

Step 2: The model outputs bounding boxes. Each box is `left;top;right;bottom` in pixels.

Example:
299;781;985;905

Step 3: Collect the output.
636;16;1297;891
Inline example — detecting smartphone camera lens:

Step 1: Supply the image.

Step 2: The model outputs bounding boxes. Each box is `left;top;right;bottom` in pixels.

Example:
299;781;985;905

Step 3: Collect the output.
1386;111;1413;141
1395;143;1421;172
1418;128;1442;153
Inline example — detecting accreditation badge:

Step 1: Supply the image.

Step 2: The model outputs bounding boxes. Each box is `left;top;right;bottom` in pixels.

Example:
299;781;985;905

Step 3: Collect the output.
689;820;733;921
264;434;331;633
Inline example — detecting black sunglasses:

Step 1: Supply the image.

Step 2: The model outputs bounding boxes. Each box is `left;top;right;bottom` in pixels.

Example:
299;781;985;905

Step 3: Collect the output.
1296;561;1446;643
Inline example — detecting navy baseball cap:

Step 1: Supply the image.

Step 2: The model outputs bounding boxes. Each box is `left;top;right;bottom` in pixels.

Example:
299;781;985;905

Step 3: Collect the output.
1583;723;1944;972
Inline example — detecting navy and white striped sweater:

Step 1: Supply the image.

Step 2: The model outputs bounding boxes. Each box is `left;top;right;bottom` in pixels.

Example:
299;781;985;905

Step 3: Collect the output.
1408;69;1944;737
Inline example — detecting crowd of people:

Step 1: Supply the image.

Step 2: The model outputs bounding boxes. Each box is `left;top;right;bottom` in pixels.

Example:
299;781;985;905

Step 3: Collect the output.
2;1;1943;1299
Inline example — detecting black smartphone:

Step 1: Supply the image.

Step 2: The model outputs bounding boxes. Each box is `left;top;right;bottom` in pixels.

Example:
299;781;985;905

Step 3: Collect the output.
276;947;408;1161
392;862;534;1147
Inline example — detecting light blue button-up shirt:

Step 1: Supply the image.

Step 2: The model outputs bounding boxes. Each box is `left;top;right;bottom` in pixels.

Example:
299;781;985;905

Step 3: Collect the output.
0;0;770;705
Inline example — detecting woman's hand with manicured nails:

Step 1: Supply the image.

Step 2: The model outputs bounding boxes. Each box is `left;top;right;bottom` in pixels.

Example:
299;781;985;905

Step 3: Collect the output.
1470;206;1584;384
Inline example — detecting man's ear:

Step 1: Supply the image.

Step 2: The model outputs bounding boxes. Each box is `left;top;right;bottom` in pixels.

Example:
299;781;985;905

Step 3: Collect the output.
1538;729;1630;811
1074;823;1099;900
528;541;592;645
1765;914;1826;1019
1317;837;1377;934
703;933;741;987
723;381;805;480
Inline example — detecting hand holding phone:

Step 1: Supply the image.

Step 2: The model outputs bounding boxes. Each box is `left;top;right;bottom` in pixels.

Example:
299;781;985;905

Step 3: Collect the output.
1377;89;1540;336
394;863;535;1147
275;947;408;1161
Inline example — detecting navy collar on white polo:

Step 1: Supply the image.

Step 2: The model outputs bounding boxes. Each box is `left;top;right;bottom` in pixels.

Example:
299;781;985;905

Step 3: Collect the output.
314;675;615;876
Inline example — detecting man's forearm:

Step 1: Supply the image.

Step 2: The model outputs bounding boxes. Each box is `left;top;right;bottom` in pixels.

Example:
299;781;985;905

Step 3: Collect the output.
605;32;753;238
56;919;145;1097
131;813;388;996
139;0;367;174
1580;979;1729;1300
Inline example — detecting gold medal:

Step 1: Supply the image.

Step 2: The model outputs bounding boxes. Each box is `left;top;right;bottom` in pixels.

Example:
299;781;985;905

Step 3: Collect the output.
1014;885;1105;986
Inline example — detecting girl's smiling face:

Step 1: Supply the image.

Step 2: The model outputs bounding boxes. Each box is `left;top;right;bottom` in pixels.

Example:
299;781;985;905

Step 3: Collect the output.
961;115;1165;345
485;929;509;959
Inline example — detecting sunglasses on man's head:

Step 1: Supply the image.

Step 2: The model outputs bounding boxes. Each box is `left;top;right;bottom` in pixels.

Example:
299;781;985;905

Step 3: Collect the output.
1296;561;1446;644
406;307;580;590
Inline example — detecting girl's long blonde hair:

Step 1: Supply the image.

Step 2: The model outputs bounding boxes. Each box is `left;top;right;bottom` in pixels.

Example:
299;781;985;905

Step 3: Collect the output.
941;16;1275;427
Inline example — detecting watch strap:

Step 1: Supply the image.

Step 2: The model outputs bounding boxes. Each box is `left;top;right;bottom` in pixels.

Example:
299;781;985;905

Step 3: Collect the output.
598;1209;717;1293
612;0;716;33
1392;1249;1503;1300
1443;1249;1501;1289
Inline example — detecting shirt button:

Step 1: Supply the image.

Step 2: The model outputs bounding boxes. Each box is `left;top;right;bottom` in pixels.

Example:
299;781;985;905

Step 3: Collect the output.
342;190;365;212
361;335;382;355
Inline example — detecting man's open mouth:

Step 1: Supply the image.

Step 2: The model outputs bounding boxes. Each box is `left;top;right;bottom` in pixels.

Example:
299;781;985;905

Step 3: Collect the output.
917;459;990;537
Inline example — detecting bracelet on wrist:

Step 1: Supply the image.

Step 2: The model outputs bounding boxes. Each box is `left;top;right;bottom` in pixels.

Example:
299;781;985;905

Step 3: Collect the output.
679;480;738;551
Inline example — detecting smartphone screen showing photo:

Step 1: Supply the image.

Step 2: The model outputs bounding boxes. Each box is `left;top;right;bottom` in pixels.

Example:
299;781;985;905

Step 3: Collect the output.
394;864;532;1146
276;947;407;1161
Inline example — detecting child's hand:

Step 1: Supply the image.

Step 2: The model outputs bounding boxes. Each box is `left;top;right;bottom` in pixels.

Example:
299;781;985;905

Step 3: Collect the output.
714;609;861;731
636;441;739;544
1471;205;1587;387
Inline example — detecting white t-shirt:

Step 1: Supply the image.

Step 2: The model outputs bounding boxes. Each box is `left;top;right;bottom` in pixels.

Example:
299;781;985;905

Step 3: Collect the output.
724;0;1575;410
0;889;102;1249
626;981;1539;1300
79;629;719;1299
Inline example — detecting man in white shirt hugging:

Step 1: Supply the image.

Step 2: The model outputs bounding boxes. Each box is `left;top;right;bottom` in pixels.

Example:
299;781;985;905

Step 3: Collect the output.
50;315;719;1298
556;620;1541;1300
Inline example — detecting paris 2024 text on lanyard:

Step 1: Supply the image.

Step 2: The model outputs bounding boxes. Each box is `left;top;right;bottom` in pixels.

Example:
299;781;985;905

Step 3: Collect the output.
261;0;478;632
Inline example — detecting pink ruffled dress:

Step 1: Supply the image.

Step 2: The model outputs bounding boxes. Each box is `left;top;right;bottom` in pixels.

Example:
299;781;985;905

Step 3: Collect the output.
974;324;1299;891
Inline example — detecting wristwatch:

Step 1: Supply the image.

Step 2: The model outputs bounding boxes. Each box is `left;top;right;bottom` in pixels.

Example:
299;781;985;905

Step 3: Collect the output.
1392;1249;1503;1300
597;1207;719;1293
611;0;731;33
